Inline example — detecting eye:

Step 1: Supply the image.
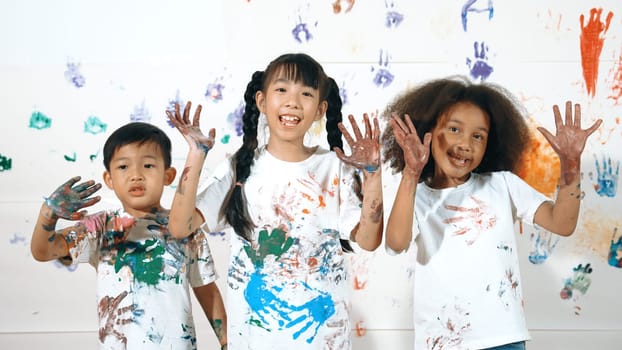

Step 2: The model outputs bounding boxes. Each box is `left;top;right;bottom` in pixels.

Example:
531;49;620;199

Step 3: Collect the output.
302;90;314;98
117;165;127;170
144;164;155;169
448;126;459;133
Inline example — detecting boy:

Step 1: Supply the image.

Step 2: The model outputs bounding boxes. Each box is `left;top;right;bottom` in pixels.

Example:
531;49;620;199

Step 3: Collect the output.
31;122;227;350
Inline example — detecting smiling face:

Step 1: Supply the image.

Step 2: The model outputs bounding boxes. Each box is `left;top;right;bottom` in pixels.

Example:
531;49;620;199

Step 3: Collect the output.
103;141;176;217
429;102;490;188
255;68;327;159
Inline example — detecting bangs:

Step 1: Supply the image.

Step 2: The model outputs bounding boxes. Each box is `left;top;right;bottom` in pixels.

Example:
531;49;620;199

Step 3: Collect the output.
266;61;321;90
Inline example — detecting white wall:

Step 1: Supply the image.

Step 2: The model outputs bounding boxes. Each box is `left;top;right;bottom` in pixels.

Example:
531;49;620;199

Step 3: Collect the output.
1;0;621;349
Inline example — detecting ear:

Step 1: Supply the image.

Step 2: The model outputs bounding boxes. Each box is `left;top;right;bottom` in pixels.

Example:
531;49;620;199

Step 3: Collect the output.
164;167;177;186
255;90;266;114
315;100;328;121
103;171;114;190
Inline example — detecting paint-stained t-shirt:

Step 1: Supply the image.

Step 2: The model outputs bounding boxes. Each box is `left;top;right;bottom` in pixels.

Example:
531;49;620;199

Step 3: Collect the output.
411;171;549;350
197;146;361;350
66;209;217;350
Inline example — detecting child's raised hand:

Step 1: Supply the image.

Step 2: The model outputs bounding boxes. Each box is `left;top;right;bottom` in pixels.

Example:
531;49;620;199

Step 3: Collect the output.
389;112;432;178
334;113;381;173
167;101;216;155
44;176;101;220
537;101;602;185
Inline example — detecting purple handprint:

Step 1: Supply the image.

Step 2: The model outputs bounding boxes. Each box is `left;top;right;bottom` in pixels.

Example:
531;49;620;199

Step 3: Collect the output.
466;41;494;81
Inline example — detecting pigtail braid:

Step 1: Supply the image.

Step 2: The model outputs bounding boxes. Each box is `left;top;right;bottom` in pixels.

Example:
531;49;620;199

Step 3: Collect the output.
224;71;263;241
325;77;343;151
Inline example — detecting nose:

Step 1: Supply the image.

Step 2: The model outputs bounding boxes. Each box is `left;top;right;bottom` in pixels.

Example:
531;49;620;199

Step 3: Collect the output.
130;170;144;181
284;94;300;109
456;135;472;152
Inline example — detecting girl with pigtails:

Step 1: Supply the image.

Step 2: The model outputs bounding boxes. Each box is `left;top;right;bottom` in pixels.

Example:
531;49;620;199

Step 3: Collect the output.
167;53;383;350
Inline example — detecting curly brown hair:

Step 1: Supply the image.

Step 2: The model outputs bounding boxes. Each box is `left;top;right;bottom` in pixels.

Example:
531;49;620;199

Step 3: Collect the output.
381;75;532;182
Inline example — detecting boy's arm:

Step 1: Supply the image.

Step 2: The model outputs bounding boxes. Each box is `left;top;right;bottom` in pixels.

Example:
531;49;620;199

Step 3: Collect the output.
31;176;101;261
534;101;602;236
384;114;431;252
167;102;216;238
193;283;228;349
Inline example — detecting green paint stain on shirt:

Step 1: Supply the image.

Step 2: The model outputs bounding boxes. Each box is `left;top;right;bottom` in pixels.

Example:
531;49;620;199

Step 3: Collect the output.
115;238;164;285
244;227;293;268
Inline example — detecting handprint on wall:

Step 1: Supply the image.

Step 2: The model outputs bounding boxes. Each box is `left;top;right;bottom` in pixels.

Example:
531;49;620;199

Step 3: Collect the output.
466;41;494;81
589;154;619;197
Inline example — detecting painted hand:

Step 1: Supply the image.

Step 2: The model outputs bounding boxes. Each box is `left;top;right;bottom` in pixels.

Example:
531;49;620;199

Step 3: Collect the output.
44;176;101;220
167;101;216;155
334;113;381;173
537;101;602;185
389;112;432;178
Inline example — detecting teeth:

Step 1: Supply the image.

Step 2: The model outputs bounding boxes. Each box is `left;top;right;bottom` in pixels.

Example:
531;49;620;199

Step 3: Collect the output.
280;115;300;122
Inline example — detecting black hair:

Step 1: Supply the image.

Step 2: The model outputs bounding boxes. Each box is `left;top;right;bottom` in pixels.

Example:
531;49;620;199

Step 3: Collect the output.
103;122;172;171
381;75;531;181
223;53;352;251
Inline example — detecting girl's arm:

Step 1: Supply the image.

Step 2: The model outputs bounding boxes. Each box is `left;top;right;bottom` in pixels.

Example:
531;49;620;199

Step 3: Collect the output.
533;101;602;236
167;102;216;238
334;114;383;251
384;114;431;252
31;176;101;261
193;282;228;349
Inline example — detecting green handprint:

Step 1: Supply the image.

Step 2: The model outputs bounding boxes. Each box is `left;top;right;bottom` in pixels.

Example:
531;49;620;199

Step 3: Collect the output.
244;227;294;268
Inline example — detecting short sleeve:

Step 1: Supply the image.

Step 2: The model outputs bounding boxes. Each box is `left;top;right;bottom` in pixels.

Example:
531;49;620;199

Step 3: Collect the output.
338;164;363;241
503;171;550;225
187;229;218;288
196;159;234;233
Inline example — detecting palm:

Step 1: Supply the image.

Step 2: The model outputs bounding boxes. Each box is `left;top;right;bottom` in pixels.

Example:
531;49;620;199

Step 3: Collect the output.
46;176;101;220
167;102;216;154
390;113;431;177
334;113;380;172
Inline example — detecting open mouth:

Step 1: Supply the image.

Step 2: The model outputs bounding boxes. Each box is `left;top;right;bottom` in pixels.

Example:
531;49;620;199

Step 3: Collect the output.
279;115;301;127
449;153;470;167
129;186;145;196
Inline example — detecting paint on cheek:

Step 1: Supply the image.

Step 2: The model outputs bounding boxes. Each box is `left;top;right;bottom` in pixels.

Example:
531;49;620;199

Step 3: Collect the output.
516;117;560;197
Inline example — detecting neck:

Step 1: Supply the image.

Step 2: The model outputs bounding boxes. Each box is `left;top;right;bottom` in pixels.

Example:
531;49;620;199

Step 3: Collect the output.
265;141;316;162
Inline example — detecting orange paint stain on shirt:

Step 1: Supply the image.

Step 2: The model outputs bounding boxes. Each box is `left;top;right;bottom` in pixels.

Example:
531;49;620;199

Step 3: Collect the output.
516;119;560;197
355;320;366;337
318;195;326;208
579;8;614;97
608;52;622;105
353;275;367;290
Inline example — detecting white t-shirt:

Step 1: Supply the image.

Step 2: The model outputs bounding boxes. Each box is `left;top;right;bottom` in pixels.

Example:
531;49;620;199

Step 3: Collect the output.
68;209;217;350
411;171;549;350
197;146;362;350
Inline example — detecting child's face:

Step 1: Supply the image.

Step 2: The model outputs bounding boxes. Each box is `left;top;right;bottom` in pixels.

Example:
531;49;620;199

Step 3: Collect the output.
429;102;489;188
103;141;176;217
255;75;327;151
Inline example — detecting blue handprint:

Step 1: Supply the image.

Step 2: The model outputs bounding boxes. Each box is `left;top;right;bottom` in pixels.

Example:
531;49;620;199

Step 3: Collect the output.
591;154;619;197
461;0;494;32
371;49;394;88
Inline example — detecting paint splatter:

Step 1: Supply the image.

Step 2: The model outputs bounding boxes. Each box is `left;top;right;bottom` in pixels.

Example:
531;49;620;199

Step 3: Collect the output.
384;1;404;29
466;41;493;81
355;320;366;336
84;116;107;135
64;59;86;88
244;227;294;268
53;258;78;271
130;100;151;122
608;51;622;105
579;8;614;97
166;90;185;128
426;301;471;349
516;117;560;197
205;79;225;103
29;111;52;130
332;0;355;14
608;228;622;268
227;101;244;136
371;49;394;88
0;153;12;171
64;152;77;162
589;154;619;197
528;230;560;264
461;0;494;31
